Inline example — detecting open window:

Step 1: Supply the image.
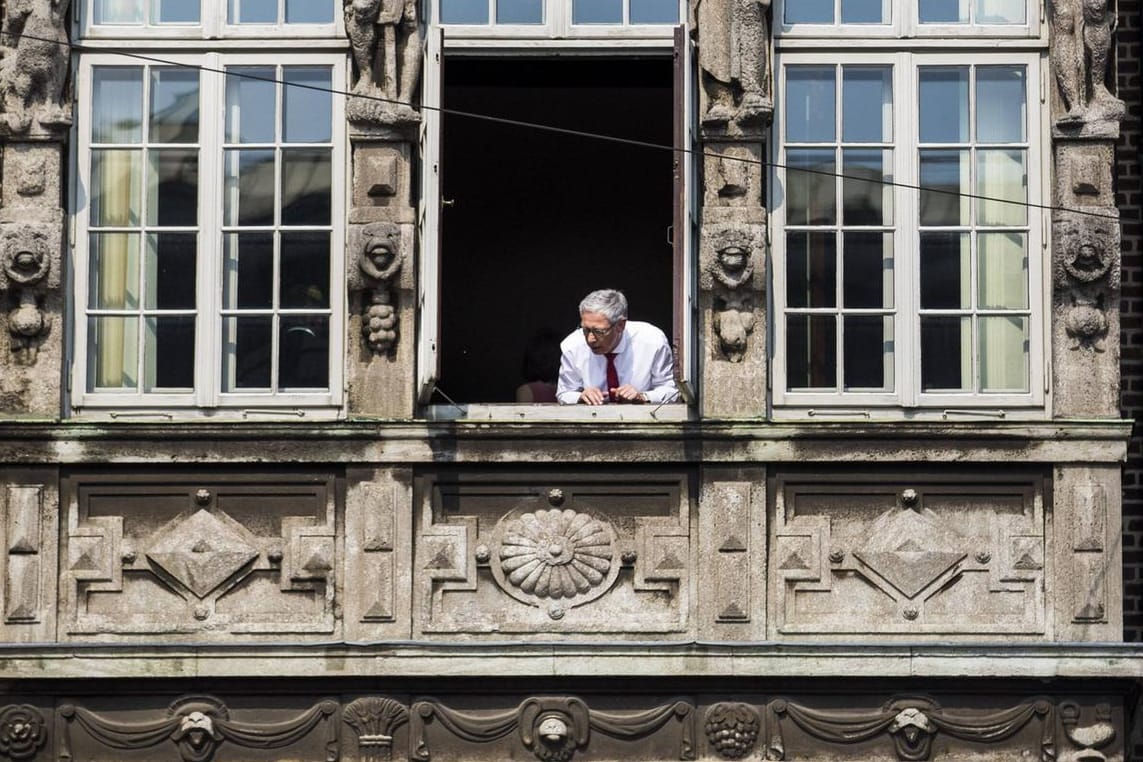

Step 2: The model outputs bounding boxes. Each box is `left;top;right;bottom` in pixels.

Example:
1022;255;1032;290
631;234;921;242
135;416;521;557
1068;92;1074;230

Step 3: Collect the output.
418;25;693;411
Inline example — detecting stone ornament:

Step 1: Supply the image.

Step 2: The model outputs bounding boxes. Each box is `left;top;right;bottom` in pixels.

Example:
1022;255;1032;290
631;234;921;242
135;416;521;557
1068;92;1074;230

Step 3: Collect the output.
59;695;340;762
704;702;760;759
1060;702;1116;757
0;0;73;136
0;704;47;761
700;222;764;363
766;697;1055;761
690;0;772;128
350;221;404;355
491;507;619;618
1;222;55;365
1053;213;1119;351
344;0;422;125
410;697;695;761
1049;0;1125;127
343;697;409;761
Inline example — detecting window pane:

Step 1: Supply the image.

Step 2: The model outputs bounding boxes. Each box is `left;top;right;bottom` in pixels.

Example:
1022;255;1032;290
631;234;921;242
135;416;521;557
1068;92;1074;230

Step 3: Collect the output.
286;0;334;22
281;149;331;225
921;316;971;390
842;149;891;226
150;70;199;143
786;149;836;225
629;0;678;23
90;233;141;309
223;316;273;390
157;0;200;23
441;0;489;23
842;0;887;23
919;68;968;143
230;0;277;23
976;67;1025;143
574;0;623;23
281;232;331;308
920;232;970;309
223;233;274;309
93;68;143;143
977;233;1027;309
145;317;196;389
787;232;837;308
147;149;198;226
976;0;1024;22
785;0;833;23
843;316;891;389
919;0;968;22
787;315;837;389
227;68;276;144
90;316;139;389
94;0;144;23
976;149;1026;226
91;150;142;227
225;149;276;226
919;149;969;226
146;233;197;309
279;316;329;389
786;68;835;143
842;67;891;143
497;0;544;22
843;232;892;308
979;316;1028;391
284;68;332;143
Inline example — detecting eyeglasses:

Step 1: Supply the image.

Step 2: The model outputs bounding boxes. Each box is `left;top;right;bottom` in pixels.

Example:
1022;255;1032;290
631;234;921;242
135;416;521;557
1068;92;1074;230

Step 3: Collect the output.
580;324;615;339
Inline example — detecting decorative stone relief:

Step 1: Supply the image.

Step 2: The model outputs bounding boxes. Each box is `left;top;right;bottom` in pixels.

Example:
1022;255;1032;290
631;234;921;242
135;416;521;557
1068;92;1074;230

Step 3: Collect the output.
59;695;339;762
764;696;1056;761
1048;0;1125;131
701;221;764;363
0;704;47;761
704;703;760;759
62;476;337;639
1052;212;1119;351
3;485;43;622
0;0;73;137
689;0;772;129
344;0;422;125
700;480;757;626
1071;482;1108;623
416;475;690;636
410;697;695;761
349;221;405;355
343;697;409;762
771;477;1045;636
1060;702;1117;760
0;222;57;366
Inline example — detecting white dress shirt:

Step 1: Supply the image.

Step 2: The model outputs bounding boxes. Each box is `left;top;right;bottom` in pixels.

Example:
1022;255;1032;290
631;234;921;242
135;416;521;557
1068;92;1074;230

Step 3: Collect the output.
556;321;680;405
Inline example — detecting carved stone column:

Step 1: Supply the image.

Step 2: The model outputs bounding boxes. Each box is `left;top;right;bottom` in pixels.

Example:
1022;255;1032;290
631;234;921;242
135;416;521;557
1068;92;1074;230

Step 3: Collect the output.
692;0;772;418
0;0;73;416
1048;0;1125;417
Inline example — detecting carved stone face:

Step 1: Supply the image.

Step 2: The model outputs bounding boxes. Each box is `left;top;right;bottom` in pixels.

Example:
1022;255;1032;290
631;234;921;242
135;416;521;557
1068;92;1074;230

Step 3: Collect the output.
356;222;403;282
538;716;568;742
179;712;214;749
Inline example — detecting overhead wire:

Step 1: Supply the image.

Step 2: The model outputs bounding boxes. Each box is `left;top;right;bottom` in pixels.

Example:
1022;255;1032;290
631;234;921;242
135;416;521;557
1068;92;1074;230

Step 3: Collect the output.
0;27;1123;221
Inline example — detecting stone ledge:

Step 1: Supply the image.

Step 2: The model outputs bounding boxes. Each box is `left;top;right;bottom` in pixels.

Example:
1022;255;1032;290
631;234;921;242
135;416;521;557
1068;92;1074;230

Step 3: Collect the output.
2;642;1141;680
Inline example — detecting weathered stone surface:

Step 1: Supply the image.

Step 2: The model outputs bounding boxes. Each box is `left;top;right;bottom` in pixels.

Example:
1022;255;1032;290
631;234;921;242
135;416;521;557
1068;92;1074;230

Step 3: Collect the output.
345;0;423;127
697;469;766;639
0;0;73;139
1048;0;1125;132
690;0;772;133
0;468;58;643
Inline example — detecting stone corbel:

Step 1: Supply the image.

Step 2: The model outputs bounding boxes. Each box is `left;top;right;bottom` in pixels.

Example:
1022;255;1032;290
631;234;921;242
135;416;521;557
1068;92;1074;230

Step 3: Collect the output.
0;222;58;366
348;221;406;356
699;217;765;363
1052;210;1119;352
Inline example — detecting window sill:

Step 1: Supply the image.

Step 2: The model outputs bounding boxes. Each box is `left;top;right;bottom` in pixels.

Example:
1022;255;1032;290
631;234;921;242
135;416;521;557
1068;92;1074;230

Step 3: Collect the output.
424;403;690;422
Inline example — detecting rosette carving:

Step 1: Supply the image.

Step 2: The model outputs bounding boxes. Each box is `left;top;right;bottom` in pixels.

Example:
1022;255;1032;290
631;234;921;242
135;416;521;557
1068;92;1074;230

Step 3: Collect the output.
0;705;47;760
491;508;620;616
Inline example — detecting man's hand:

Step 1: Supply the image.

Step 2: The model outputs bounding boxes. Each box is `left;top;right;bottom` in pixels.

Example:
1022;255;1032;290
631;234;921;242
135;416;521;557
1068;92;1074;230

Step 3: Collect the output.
578;387;607;405
610;385;648;403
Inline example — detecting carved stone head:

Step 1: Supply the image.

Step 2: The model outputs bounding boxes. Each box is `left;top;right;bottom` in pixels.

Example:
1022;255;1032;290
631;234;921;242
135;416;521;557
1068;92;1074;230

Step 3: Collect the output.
887;707;936;761
167;696;228;762
519;698;590;762
1;223;54;289
355;222;404;283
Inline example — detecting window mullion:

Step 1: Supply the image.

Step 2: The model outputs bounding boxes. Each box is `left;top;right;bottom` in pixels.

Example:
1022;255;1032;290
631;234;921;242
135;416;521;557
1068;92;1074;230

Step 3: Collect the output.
898;55;917;407
198;51;223;407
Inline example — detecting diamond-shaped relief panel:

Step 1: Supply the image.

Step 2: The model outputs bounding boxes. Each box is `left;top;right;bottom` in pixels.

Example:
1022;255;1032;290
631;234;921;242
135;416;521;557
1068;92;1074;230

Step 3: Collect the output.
775;534;820;582
147;510;259;599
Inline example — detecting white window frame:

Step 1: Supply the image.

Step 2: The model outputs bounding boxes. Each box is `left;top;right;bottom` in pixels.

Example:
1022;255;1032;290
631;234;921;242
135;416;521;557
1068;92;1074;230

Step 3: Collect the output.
774;0;1039;39
78;0;341;40
770;48;1048;418
70;51;347;417
433;0;683;42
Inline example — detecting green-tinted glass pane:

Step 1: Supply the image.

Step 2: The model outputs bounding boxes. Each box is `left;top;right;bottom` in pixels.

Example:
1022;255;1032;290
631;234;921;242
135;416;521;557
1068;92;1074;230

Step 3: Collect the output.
90;232;140;309
91;150;143;227
90;316;139;389
978;233;1027;309
979;316;1028;391
976;149;1026;226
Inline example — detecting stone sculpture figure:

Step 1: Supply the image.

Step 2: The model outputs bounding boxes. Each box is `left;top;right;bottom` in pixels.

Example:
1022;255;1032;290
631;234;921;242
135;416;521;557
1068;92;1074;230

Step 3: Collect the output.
1049;0;1125;125
690;0;772;126
0;0;73;135
344;0;422;124
351;221;405;354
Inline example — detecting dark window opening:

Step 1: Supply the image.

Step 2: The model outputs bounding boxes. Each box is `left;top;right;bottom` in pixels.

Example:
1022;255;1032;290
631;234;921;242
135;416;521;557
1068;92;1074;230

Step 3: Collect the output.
436;56;674;404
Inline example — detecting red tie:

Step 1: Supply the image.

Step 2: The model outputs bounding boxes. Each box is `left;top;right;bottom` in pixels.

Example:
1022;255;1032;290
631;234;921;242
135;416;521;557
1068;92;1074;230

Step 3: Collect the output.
605;352;619;402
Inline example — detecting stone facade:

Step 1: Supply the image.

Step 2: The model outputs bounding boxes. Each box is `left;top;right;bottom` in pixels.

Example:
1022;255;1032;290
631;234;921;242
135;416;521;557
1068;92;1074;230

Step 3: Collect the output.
1;0;1141;761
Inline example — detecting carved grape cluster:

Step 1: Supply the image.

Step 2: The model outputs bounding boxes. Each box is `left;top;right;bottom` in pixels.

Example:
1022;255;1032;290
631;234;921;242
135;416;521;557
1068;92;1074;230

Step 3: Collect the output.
365;299;397;352
704;702;759;759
